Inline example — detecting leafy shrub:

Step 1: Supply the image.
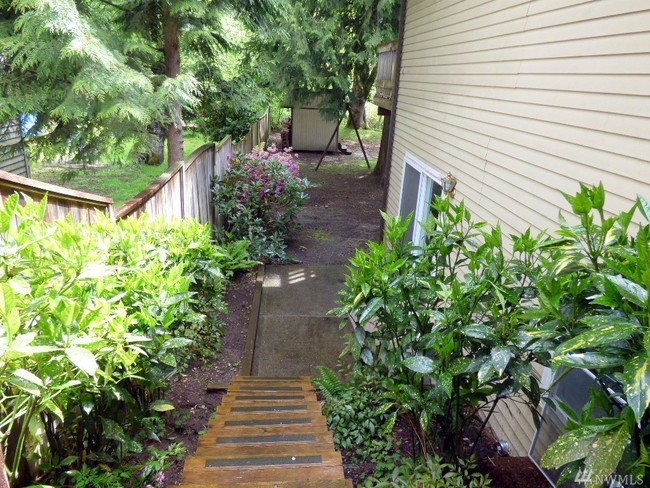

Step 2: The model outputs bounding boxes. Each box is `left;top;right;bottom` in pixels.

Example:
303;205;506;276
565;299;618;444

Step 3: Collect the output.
212;144;308;261
0;195;254;485
334;200;547;460
367;455;490;488
336;185;650;485
529;187;650;486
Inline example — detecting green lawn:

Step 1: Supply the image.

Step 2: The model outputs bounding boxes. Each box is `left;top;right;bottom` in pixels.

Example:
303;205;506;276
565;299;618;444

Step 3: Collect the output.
31;132;211;208
338;103;384;144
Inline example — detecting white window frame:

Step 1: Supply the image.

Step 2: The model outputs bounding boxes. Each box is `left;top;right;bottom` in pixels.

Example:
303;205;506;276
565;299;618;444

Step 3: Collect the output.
398;153;444;246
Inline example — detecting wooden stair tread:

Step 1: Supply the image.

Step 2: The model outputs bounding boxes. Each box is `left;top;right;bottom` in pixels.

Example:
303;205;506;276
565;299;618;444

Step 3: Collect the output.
193;443;338;457
215;403;323;414
197;432;334;447
180;376;346;486
177;479;353;487
184;451;343;470
181;465;346;484
209;412;328;428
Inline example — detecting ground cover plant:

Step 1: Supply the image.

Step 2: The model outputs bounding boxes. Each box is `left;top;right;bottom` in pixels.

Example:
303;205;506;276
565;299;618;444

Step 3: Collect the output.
0;195;254;486
328;186;650;487
212;144;309;262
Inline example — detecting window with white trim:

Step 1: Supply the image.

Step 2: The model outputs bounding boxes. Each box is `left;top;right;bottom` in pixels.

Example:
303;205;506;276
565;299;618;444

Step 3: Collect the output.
398;154;443;245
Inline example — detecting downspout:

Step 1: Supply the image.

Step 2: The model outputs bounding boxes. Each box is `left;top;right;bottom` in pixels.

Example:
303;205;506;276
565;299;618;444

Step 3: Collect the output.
380;0;408;241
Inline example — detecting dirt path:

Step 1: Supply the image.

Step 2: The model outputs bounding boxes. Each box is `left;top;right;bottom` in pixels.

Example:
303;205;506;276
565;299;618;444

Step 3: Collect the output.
284;138;385;264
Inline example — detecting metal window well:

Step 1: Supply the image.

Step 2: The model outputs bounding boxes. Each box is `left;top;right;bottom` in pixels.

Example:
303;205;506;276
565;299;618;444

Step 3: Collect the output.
528;368;626;488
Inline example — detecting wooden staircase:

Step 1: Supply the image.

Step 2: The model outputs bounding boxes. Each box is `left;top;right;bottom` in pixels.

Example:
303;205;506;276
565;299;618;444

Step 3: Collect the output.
178;376;352;487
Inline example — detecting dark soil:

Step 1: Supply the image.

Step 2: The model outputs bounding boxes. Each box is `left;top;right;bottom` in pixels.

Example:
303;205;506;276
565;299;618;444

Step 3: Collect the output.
157;271;255;486
284;139;385;264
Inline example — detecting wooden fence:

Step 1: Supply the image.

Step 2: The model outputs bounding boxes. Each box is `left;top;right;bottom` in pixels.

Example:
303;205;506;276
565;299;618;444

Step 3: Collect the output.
0;169;114;223
115;109;270;224
0;109;270;226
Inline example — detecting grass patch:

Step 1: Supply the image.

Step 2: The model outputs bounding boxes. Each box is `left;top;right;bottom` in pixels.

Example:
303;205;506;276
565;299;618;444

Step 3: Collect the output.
338;102;383;144
338;125;382;145
30;131;211;207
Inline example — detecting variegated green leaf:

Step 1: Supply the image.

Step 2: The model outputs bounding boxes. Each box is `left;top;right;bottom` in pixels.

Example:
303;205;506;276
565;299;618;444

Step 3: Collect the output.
605;274;648;308
403;355;436;374
491;346;511;376
555;321;640;356
541;427;595;469
623;354;650;425
552;352;626;369
582;425;629;488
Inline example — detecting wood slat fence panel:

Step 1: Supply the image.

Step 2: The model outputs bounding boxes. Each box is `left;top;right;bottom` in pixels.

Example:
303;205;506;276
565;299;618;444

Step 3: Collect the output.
0;109;270;226
0;169;114;224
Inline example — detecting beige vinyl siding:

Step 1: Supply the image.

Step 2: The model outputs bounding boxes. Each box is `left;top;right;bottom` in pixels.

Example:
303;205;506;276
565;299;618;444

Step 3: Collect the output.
387;0;650;454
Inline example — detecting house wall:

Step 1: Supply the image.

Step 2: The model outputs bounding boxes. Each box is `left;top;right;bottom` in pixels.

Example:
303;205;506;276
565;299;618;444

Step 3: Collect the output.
386;0;650;455
0;119;29;178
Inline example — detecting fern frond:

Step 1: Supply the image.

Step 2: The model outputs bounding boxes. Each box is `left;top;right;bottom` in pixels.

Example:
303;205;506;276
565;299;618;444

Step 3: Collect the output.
312;366;344;404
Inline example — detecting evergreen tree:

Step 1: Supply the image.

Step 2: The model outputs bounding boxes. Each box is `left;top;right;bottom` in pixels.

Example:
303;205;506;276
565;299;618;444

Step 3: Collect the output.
254;0;399;129
0;0;272;166
0;0;198;165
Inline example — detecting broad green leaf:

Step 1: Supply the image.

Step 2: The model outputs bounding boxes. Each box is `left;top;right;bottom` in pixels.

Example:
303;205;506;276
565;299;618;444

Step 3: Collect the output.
552;352;625;369
150;400;175;412
13;368;44;388
638;195;650;221
541;427;595;468
353;326;366;346
622;354;650;425
360;347;374;366
102;418;127;442
592;183;605;210
65;347;98;376
0;194;18;232
491;346;510;376
462;324;495;340
570;192;593;215
8;373;41;396
403;355;436;374
555;321;640;355
358;297;383;325
161;337;193;350
0;282;15;317
582;425;629;488
605;274;648;308
478;360;494;384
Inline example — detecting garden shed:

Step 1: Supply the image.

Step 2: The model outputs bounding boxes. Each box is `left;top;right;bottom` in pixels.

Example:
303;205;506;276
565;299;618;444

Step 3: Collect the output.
0;119;29;178
287;101;338;152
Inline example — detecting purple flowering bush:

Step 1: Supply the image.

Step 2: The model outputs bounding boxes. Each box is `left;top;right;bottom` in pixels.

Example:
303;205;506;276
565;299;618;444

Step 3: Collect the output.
213;144;308;261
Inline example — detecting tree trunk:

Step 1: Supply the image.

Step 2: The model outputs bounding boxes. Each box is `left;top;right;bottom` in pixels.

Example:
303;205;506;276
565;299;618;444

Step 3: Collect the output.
346;69;368;129
373;112;392;186
162;2;184;166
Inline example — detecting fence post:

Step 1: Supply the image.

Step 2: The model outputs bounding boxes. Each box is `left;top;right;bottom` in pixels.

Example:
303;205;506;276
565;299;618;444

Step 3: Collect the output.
180;162;185;219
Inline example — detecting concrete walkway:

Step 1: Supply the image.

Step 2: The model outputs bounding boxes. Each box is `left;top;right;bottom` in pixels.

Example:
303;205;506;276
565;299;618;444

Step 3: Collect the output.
251;265;350;377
